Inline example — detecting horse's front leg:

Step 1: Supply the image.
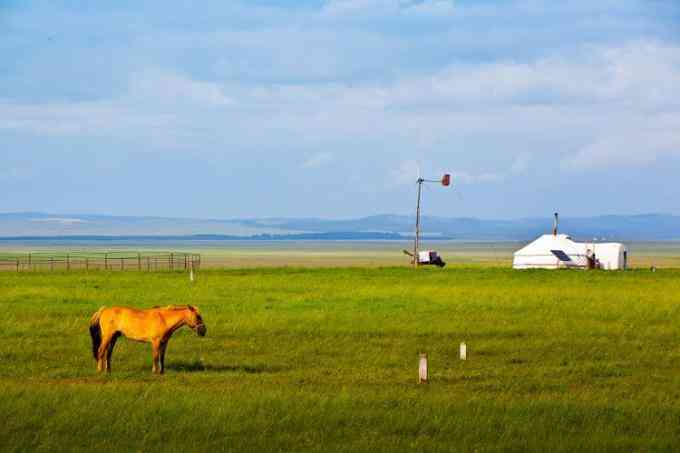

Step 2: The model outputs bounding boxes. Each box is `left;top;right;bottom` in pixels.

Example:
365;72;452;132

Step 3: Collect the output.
151;340;161;374
159;341;168;374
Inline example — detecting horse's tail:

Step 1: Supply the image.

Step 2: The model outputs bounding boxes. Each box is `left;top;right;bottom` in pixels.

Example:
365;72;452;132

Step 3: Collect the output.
89;307;105;359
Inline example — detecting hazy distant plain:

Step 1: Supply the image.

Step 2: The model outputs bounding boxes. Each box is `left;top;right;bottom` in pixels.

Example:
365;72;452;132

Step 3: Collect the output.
2;240;680;268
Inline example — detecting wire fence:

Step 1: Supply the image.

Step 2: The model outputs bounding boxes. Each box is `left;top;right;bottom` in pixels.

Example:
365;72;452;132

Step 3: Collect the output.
0;251;201;272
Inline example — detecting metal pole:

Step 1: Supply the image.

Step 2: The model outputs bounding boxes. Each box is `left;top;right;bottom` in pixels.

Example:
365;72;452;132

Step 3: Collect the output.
413;178;423;268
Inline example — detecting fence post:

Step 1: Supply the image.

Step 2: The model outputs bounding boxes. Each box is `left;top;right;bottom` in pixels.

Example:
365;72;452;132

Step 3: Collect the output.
418;353;428;384
170;253;174;271
16;258;19;272
50;257;53;271
86;258;89;270
138;253;141;270
66;254;70;271
147;256;150;271
120;258;124;271
105;253;108;270
28;253;31;270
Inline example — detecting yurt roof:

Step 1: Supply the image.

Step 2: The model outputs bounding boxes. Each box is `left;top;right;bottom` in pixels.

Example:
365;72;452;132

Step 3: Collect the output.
514;234;585;256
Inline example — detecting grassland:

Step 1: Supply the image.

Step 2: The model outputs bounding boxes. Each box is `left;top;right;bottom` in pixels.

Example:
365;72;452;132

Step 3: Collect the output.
2;266;680;452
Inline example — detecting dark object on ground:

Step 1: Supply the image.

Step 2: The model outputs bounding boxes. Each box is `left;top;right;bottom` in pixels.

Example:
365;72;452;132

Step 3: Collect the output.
431;255;446;268
402;249;446;267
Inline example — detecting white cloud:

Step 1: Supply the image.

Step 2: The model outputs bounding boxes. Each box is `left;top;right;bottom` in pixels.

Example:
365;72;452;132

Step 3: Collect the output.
385;160;419;190
1;41;678;172
510;152;531;175
452;171;504;184
388;161;503;189
381;40;680;109
404;0;455;16
129;71;234;106
3;0;680;217
322;0;388;16
322;0;455;17
561;114;680;170
302;152;333;168
31;218;86;225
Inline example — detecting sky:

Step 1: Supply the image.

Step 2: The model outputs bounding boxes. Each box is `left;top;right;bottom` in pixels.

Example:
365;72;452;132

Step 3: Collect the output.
1;0;679;219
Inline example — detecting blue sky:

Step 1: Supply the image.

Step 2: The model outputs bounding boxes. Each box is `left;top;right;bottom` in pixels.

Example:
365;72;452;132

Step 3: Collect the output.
1;0;679;219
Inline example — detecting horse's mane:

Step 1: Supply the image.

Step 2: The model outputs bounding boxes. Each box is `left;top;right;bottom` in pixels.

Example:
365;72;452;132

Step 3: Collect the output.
152;304;198;312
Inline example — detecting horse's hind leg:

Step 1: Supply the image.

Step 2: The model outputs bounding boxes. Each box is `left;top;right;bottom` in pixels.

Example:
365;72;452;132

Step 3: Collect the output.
97;340;109;372
97;333;114;373
105;333;120;373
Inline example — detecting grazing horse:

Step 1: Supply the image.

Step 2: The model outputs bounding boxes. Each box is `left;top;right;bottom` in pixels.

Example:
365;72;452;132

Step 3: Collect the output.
89;305;207;374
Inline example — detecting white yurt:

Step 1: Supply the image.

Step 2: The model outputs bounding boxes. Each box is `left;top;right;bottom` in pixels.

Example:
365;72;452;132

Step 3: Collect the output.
513;214;628;270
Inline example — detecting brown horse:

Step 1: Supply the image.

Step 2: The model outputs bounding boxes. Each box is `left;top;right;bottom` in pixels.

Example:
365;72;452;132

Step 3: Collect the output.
89;305;206;374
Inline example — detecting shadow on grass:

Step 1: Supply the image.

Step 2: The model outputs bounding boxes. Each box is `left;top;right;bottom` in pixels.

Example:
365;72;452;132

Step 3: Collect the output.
164;360;287;374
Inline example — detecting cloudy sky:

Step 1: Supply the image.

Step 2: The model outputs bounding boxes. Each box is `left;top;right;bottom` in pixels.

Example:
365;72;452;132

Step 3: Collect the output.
1;0;679;219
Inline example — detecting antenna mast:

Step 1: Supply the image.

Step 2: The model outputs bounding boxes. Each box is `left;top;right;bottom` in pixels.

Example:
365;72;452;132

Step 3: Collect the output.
413;177;424;267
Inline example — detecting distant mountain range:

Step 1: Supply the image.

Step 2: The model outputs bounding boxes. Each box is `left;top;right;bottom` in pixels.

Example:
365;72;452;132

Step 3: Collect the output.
1;212;679;241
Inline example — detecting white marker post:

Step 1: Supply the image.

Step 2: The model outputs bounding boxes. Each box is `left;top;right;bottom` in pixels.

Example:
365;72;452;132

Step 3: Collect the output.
418;353;428;384
460;342;467;360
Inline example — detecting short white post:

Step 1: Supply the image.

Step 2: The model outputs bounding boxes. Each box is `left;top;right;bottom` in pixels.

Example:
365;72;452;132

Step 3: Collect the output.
460;342;467;360
418;353;428;384
190;268;195;282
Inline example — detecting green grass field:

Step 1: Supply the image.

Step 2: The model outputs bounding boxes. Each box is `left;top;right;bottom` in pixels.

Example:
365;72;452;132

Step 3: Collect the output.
2;266;680;452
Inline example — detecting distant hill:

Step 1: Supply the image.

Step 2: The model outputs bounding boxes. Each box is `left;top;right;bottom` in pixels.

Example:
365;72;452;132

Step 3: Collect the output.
244;214;680;241
1;212;679;241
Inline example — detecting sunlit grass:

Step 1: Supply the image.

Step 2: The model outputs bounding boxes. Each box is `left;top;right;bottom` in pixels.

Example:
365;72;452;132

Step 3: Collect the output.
2;267;680;451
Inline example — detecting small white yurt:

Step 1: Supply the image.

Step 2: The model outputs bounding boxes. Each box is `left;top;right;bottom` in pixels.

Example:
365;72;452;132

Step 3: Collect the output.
513;213;628;270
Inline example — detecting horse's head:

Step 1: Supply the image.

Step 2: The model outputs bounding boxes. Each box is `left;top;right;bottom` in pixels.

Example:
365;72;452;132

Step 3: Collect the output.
186;305;207;337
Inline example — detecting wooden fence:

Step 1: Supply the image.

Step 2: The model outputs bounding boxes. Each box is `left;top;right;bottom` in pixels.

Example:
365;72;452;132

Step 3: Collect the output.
0;251;201;272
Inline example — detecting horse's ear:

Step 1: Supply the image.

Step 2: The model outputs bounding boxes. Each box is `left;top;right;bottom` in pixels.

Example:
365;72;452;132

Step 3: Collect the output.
188;305;197;312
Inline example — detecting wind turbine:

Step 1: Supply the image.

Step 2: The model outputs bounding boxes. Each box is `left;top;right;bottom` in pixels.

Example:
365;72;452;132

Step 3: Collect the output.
405;170;452;268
